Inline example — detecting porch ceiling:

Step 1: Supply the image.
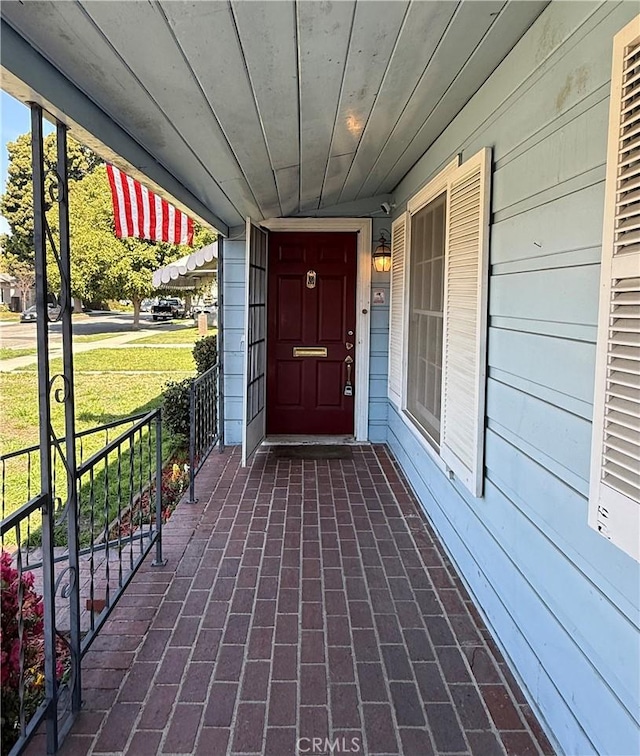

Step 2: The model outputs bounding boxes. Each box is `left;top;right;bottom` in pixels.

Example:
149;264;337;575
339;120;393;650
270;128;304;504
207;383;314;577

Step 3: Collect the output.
1;1;547;234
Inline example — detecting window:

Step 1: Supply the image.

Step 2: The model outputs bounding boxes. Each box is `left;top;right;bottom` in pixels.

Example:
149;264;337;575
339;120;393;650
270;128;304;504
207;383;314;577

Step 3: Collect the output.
588;15;640;562
389;148;491;496
407;192;446;446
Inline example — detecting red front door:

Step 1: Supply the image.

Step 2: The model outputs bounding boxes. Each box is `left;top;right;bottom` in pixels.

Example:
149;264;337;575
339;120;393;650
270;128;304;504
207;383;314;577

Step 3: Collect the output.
267;232;357;435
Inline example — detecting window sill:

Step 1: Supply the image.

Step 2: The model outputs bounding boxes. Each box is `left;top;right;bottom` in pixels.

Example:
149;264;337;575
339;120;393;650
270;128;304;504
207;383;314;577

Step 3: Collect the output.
391;401;451;479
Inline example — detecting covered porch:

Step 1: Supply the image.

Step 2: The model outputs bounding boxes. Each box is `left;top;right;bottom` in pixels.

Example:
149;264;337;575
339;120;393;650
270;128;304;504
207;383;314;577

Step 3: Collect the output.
38;445;552;756
3;1;639;753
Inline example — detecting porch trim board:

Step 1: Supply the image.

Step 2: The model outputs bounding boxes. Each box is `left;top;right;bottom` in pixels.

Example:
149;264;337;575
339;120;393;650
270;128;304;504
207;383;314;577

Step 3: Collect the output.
261;217;372;442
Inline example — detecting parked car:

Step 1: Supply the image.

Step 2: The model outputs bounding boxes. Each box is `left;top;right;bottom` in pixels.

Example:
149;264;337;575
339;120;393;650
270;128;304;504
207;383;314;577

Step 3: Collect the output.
20;303;61;322
192;301;218;327
151;297;185;321
192;300;217;314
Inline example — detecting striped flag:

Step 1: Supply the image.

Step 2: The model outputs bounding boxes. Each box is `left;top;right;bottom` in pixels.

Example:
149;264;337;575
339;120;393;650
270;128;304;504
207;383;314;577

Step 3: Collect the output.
106;164;194;246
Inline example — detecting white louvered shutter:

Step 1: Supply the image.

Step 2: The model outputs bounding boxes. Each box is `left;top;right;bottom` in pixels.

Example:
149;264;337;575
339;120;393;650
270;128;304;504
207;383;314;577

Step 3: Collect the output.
389;213;408;407
440;148;492;497
589;15;640;562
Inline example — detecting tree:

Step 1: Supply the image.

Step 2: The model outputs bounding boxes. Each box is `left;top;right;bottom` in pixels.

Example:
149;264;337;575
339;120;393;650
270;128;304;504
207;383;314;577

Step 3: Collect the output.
46;166;215;328
1;132;101;261
0;249;35;310
9;259;35;311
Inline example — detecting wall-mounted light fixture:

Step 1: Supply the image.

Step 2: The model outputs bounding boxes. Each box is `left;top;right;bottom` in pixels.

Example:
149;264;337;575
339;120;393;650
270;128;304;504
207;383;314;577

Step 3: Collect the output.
372;230;392;273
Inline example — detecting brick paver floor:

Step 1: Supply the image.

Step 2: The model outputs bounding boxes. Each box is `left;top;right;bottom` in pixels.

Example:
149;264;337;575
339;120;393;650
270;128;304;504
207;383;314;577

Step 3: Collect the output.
48;444;554;755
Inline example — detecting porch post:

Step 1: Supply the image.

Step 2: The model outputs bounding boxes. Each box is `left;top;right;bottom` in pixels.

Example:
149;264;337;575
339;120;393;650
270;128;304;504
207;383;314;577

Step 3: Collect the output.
56;121;81;715
31;103;58;754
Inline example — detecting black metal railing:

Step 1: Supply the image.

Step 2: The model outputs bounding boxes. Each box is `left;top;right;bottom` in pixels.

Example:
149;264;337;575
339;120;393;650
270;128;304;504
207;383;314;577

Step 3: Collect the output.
189;360;222;503
1;413;150;544
0;410;164;756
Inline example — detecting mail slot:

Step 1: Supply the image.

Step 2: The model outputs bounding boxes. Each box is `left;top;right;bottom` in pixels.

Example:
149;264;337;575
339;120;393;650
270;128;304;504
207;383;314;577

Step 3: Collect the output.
293;346;328;358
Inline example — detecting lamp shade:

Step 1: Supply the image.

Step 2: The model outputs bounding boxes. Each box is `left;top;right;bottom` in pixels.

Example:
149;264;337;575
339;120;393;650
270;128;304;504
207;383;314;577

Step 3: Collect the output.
373;232;392;272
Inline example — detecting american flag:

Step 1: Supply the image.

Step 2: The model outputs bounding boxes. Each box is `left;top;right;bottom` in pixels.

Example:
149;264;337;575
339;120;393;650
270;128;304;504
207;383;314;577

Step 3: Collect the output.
106;164;194;246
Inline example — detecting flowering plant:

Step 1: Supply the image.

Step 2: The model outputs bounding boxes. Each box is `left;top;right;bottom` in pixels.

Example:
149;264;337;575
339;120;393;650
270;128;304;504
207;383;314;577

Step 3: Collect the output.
1;550;68;755
166;463;189;501
110;456;190;537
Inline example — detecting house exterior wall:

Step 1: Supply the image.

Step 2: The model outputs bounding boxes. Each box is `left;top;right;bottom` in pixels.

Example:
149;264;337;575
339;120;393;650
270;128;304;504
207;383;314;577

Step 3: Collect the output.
222;239;245;446
388;2;640;755
369;218;391;443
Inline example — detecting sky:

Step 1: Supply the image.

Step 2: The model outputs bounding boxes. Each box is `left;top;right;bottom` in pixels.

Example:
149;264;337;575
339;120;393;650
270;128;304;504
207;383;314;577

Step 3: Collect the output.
1;91;55;236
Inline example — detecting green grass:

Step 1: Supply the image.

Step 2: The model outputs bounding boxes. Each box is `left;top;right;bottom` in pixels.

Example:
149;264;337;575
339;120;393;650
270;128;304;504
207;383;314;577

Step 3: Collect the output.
0;311;20;322
135;327;217;345
0;347;37;360
1;371;178;457
18;347;195;374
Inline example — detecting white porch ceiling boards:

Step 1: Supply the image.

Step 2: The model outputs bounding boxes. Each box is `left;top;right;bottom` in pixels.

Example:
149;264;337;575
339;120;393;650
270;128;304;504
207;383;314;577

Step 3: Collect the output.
1;1;548;233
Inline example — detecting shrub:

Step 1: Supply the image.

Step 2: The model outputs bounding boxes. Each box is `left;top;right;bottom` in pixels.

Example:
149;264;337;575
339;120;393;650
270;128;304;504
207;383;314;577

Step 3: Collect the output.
1;551;68;755
162;377;194;441
192;335;217;375
162;334;217;445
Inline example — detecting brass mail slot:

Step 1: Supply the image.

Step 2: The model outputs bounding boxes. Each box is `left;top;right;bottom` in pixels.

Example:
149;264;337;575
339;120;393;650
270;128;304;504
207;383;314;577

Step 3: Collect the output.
293;346;328;358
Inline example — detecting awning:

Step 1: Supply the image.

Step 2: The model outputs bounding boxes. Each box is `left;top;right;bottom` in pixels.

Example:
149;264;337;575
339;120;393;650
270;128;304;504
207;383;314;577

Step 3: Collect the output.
152;241;218;290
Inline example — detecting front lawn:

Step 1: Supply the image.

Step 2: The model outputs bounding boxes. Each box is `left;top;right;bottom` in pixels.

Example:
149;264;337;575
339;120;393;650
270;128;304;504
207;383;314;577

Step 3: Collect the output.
17;346;195;374
135;326;217;345
1;370;178;456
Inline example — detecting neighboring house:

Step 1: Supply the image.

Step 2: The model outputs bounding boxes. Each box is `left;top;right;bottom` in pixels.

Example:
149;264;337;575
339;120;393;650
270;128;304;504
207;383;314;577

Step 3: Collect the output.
1;2;638;754
0;272;17;308
0;271;33;311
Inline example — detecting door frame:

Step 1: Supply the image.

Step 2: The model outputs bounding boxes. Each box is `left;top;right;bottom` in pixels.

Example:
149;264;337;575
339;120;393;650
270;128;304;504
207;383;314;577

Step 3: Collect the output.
261;217;372;442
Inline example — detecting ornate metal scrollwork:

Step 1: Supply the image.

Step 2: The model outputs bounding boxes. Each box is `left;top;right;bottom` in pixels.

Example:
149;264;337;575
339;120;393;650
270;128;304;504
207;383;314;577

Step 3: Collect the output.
47;171;66;205
43;173;70;323
49;373;71;405
48;375;75;523
54;564;76;599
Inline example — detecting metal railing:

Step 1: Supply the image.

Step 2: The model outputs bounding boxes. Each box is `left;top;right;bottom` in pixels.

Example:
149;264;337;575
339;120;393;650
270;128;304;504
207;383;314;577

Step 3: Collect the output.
189;360;222;503
1;413;150;537
0;410;164;756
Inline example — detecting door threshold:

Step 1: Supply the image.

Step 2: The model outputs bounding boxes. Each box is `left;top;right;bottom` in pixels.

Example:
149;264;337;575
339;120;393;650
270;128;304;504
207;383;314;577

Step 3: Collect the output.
263;435;360;446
